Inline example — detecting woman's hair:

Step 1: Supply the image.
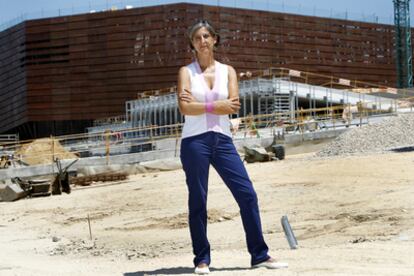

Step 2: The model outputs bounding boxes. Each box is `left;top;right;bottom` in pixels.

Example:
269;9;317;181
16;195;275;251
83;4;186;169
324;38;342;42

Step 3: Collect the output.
188;20;220;50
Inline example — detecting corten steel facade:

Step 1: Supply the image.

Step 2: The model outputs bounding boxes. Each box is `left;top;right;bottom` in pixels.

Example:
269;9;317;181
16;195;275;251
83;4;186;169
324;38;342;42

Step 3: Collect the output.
0;3;405;138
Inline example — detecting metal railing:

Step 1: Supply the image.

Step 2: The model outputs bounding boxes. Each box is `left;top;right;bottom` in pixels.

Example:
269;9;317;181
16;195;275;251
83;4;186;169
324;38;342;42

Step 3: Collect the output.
0;104;400;168
0;134;19;146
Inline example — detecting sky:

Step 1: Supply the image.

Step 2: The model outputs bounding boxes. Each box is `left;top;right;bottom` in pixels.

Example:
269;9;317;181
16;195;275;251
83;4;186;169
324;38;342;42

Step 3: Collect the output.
0;0;401;30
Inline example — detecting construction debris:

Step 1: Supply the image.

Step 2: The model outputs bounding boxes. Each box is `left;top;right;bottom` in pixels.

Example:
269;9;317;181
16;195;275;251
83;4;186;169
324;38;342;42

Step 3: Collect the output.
15;177;52;197
243;146;274;163
0;169;128;201
0;177;54;201
243;143;285;163
0;155;12;169
0;182;28;201
0;158;77;201
52;158;77;195
70;172;128;186
139;158;182;171
317;113;414;157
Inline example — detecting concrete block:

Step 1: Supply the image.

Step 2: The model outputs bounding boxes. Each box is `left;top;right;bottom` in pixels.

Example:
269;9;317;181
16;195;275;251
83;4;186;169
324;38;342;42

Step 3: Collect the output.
0;184;28;202
140;157;182;171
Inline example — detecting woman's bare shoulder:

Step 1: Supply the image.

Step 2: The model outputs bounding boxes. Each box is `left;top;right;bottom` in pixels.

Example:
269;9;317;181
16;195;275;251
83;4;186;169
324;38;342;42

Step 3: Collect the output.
178;65;190;76
225;64;237;76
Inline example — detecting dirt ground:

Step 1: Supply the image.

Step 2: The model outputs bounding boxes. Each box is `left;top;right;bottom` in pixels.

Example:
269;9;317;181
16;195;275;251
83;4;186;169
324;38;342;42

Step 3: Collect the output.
1;150;414;276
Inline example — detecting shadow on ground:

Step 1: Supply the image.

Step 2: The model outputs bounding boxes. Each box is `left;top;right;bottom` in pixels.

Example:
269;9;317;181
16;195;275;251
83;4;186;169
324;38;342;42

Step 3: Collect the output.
124;266;251;275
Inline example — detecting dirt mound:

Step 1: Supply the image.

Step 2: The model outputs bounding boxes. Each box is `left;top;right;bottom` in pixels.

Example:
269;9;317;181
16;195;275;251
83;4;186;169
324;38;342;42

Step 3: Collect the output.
15;138;78;165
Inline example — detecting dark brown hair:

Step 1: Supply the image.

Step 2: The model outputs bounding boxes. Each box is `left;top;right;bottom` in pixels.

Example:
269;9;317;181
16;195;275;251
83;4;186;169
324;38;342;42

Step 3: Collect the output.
188;20;220;50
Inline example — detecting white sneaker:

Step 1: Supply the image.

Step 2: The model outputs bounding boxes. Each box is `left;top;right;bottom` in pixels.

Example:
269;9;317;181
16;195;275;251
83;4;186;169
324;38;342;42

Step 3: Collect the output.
253;259;288;269
194;265;210;274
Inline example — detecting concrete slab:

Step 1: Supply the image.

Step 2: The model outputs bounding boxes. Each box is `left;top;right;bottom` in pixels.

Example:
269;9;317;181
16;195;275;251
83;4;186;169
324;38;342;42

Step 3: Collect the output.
0;184;28;202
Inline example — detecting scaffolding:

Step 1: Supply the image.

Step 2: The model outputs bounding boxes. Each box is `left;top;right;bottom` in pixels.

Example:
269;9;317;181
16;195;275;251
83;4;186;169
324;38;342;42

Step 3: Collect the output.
394;0;413;88
125;76;397;135
238;78;294;122
124;77;297;135
126;94;181;137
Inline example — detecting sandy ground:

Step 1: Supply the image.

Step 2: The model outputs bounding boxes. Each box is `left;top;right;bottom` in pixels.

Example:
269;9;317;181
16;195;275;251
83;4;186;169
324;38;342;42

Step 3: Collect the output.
1;150;414;276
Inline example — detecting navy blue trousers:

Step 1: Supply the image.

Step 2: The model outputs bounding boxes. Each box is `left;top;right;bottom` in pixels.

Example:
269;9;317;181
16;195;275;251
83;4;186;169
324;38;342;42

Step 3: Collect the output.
180;131;269;266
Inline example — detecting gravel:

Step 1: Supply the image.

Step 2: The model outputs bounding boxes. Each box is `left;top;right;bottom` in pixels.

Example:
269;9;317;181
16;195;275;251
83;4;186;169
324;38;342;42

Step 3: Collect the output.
316;113;414;157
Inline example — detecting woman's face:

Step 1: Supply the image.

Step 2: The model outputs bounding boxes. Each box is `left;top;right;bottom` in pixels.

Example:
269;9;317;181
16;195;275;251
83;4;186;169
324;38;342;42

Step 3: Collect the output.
191;27;217;54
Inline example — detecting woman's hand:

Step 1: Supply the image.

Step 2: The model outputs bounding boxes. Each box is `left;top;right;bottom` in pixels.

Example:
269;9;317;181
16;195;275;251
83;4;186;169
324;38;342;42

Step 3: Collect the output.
212;97;240;114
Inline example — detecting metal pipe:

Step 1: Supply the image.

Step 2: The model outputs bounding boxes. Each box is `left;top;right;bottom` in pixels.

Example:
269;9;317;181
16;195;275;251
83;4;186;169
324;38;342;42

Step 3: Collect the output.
281;215;298;249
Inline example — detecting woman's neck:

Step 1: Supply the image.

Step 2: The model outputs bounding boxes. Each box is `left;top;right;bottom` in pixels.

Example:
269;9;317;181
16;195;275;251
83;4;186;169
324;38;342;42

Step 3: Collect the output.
196;53;215;70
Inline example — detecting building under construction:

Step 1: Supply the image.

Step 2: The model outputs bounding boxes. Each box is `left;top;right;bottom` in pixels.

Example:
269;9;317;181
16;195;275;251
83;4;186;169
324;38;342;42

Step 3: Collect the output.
125;70;399;138
0;2;408;139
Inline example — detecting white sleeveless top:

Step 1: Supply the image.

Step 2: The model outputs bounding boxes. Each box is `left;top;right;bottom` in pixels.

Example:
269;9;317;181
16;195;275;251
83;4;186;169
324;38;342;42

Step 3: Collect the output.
181;60;232;139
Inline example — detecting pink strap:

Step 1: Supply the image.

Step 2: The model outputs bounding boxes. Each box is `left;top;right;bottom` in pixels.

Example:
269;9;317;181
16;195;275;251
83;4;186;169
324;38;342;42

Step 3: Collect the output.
205;102;214;113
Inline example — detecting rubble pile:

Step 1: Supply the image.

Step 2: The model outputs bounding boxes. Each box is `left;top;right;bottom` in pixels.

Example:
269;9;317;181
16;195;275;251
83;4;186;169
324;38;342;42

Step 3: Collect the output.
317;113;414;157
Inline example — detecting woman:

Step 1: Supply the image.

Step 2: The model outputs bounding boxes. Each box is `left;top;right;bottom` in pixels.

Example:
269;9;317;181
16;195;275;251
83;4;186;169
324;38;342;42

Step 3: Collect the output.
177;20;288;274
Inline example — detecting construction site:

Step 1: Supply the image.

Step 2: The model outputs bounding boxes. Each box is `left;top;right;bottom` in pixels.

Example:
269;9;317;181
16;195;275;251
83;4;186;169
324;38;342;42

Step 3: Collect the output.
1;1;414;275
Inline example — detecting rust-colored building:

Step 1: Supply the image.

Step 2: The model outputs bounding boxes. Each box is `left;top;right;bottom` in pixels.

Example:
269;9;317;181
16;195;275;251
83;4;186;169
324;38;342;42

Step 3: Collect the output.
0;3;401;138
